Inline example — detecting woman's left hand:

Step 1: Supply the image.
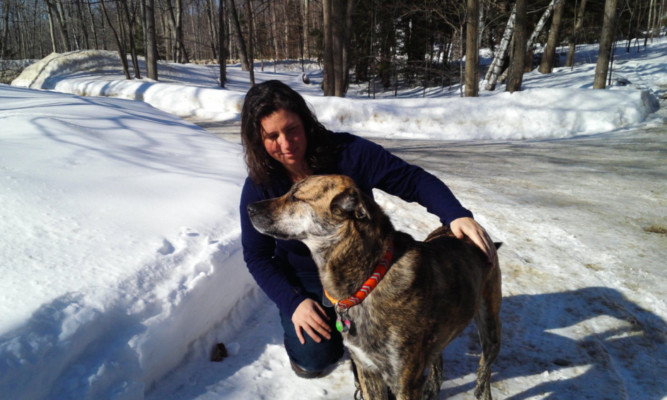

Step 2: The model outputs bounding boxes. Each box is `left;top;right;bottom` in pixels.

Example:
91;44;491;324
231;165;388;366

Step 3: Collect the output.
450;217;498;269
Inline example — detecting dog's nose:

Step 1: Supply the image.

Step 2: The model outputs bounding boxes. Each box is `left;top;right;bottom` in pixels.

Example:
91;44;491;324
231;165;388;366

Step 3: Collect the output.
247;203;259;216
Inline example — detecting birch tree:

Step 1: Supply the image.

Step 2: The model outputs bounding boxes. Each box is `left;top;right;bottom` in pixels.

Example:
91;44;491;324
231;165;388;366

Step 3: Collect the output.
484;4;515;91
527;0;563;51
594;0;619;88
524;0;562;71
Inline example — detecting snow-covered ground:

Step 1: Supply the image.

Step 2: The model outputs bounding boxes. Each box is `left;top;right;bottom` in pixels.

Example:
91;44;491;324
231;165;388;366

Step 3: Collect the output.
1;37;665;400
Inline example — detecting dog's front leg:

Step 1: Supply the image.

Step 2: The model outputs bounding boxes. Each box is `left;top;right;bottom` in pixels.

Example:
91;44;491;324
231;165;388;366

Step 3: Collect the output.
421;354;443;400
354;360;389;400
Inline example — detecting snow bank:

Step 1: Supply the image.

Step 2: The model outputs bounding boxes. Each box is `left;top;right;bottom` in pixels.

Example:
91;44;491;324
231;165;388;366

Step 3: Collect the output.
308;88;659;140
12;50;661;141
0;85;258;400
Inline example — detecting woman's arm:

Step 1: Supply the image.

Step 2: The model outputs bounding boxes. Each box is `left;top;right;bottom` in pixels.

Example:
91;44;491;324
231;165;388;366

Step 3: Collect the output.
340;133;472;224
340;134;497;266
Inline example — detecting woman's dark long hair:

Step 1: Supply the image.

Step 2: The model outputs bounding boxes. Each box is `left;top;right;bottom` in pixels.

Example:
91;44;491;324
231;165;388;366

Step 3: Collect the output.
241;80;338;185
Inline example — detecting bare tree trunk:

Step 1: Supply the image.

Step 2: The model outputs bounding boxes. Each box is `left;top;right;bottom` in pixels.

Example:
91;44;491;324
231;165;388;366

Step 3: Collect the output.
647;0;655;43
46;4;58;52
465;0;479;97
176;0;188;62
75;0;90;49
100;0;131;79
244;0;255;85
506;0;526;92
145;0;159;80
120;0;141;78
2;0;12;57
166;0;188;62
331;0;344;96
86;0;100;49
228;0;253;83
341;0;354;94
46;0;70;52
270;1;280;62
322;0;351;97
566;0;588;67
538;0;565;74
206;0;219;60
219;0;227;87
484;4;515;91
56;0;74;50
593;0;618;88
303;0;310;60
322;0;334;95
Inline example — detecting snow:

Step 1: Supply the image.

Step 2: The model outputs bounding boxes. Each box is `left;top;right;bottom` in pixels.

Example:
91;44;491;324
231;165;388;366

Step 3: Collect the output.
1;37;666;400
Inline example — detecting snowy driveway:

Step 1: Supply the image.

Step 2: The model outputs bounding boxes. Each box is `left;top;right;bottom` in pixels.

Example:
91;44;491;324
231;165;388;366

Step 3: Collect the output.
160;117;667;400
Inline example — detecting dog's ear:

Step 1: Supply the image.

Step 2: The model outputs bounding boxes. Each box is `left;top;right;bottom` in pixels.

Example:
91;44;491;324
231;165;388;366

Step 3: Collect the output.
331;188;369;220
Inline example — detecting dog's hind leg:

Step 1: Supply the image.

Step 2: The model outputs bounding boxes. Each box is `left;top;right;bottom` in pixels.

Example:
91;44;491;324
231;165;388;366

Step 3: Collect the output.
421;353;443;400
473;267;502;400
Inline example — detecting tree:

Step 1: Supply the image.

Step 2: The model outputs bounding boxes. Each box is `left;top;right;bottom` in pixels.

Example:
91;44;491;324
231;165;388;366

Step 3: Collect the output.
524;0;562;71
566;0;588;67
593;0;619;88
322;0;353;97
244;0;255;84
205;0;219;60
322;0;334;95
145;0;159;80
484;4;515;91
218;0;227;87
100;0;131;79
465;0;479;97
119;0;141;79
45;0;71;52
507;0;526;92
538;0;565;74
228;0;254;85
166;0;189;63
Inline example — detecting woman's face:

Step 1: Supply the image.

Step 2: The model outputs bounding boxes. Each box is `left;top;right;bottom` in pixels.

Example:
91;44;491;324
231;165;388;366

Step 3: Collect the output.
260;109;307;169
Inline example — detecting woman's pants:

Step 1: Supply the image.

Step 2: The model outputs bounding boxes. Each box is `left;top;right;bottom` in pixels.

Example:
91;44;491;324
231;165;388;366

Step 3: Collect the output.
279;272;344;372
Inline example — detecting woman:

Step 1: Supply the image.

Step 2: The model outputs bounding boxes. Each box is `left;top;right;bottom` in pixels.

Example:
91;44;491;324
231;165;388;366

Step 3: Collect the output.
239;80;497;378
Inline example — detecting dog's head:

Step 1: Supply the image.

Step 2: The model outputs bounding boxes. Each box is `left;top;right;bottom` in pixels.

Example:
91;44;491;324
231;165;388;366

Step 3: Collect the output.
247;175;375;250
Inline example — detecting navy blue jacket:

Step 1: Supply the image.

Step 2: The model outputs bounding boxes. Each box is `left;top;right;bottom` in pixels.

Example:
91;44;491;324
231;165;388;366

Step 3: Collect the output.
239;132;473;317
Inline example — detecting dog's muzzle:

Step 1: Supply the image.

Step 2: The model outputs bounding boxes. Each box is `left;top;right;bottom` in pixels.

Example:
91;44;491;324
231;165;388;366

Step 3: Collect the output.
247;202;273;232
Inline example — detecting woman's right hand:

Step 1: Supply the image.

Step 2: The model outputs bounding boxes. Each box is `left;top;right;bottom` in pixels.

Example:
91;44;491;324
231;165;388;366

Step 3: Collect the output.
292;298;332;344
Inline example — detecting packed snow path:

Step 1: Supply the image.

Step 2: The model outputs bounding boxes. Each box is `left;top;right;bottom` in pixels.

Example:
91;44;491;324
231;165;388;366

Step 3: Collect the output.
146;116;667;400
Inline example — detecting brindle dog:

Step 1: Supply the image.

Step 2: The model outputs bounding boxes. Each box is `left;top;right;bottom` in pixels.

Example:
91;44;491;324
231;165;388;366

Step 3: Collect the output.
247;175;502;400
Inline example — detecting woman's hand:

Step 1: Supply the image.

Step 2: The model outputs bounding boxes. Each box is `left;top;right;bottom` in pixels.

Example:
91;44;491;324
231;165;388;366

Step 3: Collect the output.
450;217;498;269
292;298;332;344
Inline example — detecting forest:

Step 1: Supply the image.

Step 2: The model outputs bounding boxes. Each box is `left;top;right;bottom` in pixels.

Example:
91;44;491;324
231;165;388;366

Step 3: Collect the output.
0;0;665;95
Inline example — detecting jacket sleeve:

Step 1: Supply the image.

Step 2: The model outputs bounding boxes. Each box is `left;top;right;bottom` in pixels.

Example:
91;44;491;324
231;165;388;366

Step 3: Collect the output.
239;178;309;317
340;134;473;225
